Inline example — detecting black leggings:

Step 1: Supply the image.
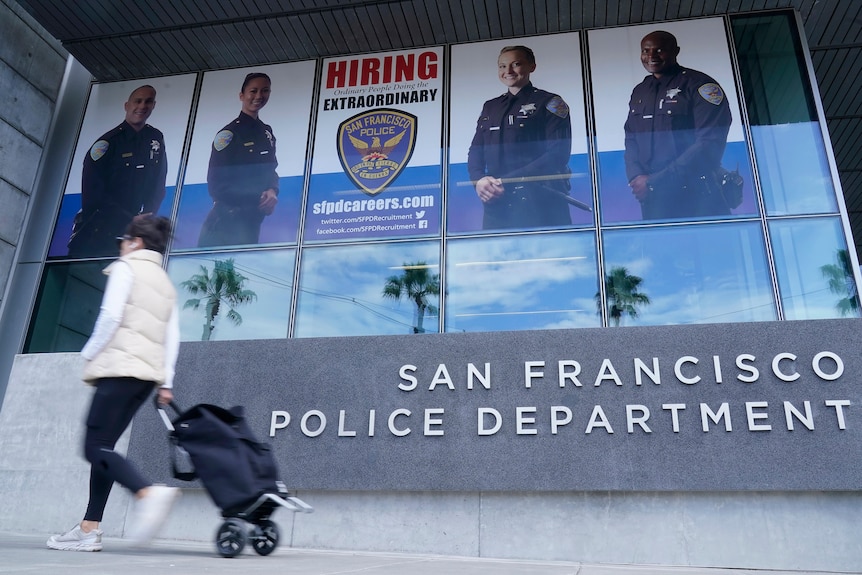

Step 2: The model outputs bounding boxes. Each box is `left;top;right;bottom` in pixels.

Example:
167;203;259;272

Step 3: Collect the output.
83;377;154;522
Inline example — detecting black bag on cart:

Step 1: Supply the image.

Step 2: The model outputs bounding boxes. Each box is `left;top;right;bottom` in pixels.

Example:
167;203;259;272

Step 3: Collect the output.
156;400;312;558
171;403;280;516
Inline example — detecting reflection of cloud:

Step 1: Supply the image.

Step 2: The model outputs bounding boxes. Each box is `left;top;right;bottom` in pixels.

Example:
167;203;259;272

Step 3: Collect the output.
168;250;295;342
447;235;595;313
295;242;440;337
444;234;599;332
634;288;776;326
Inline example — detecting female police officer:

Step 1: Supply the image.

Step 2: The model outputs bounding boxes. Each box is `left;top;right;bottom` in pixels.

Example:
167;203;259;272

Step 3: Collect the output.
198;73;279;247
467;46;573;231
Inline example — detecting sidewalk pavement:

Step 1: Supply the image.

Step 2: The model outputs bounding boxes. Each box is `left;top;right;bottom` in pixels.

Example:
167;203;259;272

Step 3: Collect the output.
0;531;855;575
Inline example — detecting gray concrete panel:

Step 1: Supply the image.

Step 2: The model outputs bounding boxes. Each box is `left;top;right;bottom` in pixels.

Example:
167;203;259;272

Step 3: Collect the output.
155;488;245;542
15;57;90;265
0;179;27;244
0;0;66;98
128;319;862;492
0;240;13;302
0;119;40;191
0;0;65;50
0;262;41;405
678;491;862;570
289;490;481;555
0;59;89;406
0;353;132;537
479;492;691;564
0;59;54;143
478;490;862;571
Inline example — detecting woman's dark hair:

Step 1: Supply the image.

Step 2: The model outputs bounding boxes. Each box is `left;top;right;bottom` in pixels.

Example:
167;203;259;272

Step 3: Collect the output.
241;72;271;92
125;215;172;254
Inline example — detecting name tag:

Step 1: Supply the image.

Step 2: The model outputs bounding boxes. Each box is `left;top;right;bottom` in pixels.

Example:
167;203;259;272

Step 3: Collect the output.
122;153;133;158
643;115;654;119
489;127;500;131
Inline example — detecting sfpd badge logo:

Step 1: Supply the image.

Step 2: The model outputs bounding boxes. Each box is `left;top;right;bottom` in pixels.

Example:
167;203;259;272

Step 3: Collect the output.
337;108;417;196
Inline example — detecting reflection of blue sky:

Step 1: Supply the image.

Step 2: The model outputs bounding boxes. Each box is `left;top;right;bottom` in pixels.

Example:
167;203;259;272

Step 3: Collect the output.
770;217;860;319
294;242;440;337
752;123;838;215
445;232;599;332
168;250;295;342
602;223;777;325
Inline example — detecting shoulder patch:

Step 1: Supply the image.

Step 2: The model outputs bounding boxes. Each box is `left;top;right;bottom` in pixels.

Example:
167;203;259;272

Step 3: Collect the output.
546;96;569;118
89;140;109;161
213;130;234;152
698;83;725;106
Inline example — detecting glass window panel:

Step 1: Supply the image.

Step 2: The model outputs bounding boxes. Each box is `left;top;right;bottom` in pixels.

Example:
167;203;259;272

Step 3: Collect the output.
25;261;109;352
295;242;440;337
769;217;860;320
732;13;838;215
749;123;837;215
168;249;295;342
601;223;776;326
445;231;600;332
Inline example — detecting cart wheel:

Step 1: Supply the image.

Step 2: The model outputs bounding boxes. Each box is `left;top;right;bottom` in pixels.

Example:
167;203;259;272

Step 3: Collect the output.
251;519;280;556
215;518;246;558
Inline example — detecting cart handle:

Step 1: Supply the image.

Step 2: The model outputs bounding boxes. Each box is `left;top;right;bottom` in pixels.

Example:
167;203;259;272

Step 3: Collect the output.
153;396;182;431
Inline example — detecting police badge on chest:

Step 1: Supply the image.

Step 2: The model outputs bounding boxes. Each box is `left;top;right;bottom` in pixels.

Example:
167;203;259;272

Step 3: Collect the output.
518;103;537;117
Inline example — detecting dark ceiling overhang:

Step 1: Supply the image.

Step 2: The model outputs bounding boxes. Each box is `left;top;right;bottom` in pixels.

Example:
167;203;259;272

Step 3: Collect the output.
13;0;862;258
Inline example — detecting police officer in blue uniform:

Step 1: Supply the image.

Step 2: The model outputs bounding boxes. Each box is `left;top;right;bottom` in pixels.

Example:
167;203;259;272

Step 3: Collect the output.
68;85;166;257
198;72;279;247
468;45;573;231
624;31;732;220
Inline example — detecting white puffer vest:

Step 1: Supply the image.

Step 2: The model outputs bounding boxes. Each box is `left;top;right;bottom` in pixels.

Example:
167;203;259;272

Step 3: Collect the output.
83;249;177;385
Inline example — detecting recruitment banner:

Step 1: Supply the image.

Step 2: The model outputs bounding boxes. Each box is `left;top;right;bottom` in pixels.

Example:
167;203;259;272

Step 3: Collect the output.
47;75;196;258
172;61;315;250
306;47;444;242
448;33;593;233
589;18;755;223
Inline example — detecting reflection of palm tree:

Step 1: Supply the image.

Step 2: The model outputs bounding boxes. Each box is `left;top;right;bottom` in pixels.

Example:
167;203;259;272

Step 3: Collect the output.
597;266;651;327
382;262;440;334
181;259;257;341
820;249;859;317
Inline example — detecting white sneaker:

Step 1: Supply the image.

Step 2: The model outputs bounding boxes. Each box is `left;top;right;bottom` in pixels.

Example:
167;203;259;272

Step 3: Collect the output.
47;525;103;551
127;484;181;545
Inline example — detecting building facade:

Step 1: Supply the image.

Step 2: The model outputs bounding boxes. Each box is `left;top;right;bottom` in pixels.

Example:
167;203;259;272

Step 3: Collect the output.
1;4;861;570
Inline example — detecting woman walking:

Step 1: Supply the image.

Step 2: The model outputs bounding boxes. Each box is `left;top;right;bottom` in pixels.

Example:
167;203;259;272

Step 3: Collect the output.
47;215;181;551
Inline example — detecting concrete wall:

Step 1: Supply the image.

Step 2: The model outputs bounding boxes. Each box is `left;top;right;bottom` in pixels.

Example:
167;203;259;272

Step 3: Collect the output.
2;352;860;571
0;0;67;306
0;3;90;410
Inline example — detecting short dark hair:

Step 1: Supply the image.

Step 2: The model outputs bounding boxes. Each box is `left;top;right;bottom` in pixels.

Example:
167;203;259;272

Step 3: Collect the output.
499;45;536;65
125;215;172;254
241;72;271;92
642;30;678;50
